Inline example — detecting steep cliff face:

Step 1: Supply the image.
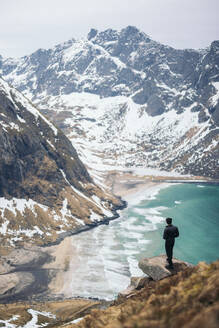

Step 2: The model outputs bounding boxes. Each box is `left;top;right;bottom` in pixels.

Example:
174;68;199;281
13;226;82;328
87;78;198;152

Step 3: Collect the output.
0;77;123;247
1;26;218;178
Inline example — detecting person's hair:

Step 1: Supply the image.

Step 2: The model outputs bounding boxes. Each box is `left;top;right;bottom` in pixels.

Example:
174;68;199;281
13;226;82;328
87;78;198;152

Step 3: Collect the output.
166;217;172;224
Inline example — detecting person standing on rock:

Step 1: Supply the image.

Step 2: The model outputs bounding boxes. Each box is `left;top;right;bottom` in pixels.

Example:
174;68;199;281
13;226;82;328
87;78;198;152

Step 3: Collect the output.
163;217;179;269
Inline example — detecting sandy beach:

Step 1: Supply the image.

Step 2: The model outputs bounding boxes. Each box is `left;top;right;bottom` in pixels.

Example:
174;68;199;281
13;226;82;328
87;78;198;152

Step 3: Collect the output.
106;169;213;197
44;170;164;298
43;235;79;297
109;171;156;197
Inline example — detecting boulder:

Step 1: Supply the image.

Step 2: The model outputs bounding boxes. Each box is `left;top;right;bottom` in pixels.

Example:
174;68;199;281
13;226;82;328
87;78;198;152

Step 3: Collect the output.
0;257;12;274
118;285;136;299
0;272;34;300
118;276;151;299
130;276;151;289
138;255;192;281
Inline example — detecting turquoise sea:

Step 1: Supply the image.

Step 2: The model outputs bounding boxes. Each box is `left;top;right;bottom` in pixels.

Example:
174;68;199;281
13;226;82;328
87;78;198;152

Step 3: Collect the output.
137;183;219;264
67;183;219;299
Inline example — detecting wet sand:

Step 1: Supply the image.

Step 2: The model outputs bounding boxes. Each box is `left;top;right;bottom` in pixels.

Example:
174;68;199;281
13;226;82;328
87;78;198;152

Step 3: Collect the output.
0;246;52;303
105;170;152;197
43;235;78;296
111;172;156;198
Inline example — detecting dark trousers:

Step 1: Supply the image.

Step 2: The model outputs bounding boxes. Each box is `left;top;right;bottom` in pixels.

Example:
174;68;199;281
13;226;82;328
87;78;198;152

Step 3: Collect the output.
165;240;175;265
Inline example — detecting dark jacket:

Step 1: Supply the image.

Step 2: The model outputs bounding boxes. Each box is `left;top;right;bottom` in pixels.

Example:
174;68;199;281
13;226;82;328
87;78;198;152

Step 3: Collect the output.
163;225;179;242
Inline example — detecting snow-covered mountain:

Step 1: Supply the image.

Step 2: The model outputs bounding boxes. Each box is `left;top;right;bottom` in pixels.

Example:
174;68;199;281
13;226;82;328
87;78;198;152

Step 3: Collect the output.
1;26;218;178
0;77;124;247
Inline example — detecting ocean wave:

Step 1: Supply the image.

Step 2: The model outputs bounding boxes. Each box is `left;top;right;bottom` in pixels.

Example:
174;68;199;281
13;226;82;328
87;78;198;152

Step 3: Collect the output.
125;183;172;205
127;256;143;276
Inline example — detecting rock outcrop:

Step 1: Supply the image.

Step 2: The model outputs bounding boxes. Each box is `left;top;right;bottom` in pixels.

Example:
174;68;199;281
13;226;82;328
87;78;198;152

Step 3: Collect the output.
118;276;151;299
119;255;192;300
138;254;192;280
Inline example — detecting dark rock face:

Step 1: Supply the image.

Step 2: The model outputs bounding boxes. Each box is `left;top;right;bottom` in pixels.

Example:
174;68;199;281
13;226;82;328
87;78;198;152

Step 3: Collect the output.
1;26;219;178
0;78;91;204
87;28;98;40
212;103;219;125
146;94;165;116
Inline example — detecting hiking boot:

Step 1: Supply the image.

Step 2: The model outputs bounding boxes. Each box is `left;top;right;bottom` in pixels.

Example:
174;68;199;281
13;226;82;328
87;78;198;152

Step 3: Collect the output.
165;264;174;270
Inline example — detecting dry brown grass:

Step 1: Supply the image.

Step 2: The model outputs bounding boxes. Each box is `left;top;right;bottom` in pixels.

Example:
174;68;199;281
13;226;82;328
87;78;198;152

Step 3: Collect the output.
74;261;219;328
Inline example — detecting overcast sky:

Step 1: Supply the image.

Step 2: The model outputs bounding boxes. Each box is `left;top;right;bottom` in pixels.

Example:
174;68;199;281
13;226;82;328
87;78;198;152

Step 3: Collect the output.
1;0;219;58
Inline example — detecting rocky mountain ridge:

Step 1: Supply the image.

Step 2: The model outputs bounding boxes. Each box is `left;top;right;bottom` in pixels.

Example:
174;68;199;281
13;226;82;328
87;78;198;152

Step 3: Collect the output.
0;77;124;247
0;26;218;178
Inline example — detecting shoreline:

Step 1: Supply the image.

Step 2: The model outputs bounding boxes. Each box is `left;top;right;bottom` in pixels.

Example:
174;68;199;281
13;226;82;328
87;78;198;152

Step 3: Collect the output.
0;181;127;304
0;170;218;304
41;198;127;248
44;173;178;300
107;170;219;200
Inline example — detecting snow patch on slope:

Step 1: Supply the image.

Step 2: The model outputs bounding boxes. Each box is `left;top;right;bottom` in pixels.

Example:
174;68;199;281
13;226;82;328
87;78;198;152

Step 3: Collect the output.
0;309;56;328
211;81;219;106
0;77;58;136
37;92;212;177
0;197;48;218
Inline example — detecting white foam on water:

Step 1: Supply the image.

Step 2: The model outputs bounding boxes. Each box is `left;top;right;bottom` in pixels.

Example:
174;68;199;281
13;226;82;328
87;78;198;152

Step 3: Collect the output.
124;183;172;205
146;215;165;224
61;182;172;300
123;242;139;249
64;215;153;299
63;225;130;300
127;256;144;276
138;239;152;244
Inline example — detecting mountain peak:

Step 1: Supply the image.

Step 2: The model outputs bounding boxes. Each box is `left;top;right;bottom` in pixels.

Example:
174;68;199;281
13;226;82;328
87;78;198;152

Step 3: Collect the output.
1;27;218;179
122;25;140;34
87;28;98;40
210;40;219;52
121;25;151;40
